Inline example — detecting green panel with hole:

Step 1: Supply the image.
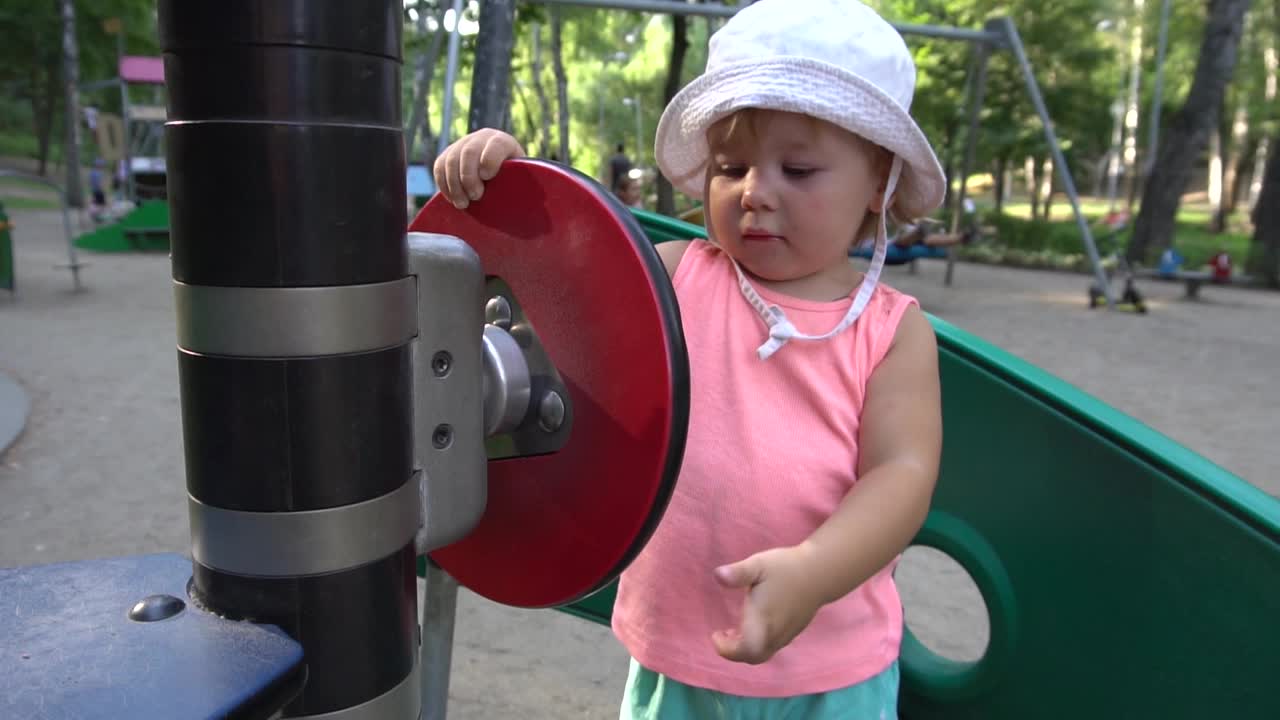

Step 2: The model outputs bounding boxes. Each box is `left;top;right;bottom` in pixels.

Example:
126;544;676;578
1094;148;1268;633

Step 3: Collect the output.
547;209;1280;717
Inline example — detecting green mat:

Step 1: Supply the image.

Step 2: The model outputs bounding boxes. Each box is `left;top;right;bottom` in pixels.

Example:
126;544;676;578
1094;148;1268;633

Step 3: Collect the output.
75;200;170;252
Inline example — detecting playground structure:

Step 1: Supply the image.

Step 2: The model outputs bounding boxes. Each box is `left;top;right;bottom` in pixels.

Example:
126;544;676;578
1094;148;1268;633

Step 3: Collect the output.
2;2;1280;720
81;54;170;204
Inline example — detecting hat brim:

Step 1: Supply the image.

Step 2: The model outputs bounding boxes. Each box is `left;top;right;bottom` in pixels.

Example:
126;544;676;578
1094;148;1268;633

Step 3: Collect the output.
654;57;946;220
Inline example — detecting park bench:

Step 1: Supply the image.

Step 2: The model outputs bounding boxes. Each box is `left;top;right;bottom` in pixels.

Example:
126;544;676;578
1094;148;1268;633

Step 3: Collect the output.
1132;267;1256;299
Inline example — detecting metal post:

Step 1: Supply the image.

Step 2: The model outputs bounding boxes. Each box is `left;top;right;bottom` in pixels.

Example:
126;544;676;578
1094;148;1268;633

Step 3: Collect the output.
420;560;460;720
995;17;1114;308
116;31;136;205
945;41;991;287
160;3;421;718
438;0;466;156
634;99;643;169
1145;0;1172;178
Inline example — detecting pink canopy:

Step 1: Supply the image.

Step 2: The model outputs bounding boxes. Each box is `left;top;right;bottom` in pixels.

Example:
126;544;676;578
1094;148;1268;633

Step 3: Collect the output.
119;56;165;85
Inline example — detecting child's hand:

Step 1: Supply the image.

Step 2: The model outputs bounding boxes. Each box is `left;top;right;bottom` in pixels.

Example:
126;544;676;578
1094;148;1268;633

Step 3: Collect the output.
710;545;826;665
431;128;526;209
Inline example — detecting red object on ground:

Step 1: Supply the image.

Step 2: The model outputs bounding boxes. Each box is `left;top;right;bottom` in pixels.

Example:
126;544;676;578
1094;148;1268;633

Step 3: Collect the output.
1210;252;1232;281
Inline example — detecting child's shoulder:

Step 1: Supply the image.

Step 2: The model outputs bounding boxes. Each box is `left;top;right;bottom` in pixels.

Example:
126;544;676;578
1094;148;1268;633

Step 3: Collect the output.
661;238;727;282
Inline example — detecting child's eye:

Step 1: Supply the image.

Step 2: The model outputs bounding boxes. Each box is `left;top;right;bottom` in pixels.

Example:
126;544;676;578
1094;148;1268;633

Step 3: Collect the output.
783;166;815;178
717;164;747;178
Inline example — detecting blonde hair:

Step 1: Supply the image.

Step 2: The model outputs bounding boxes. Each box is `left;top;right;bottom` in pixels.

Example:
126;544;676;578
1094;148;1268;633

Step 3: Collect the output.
705;108;901;247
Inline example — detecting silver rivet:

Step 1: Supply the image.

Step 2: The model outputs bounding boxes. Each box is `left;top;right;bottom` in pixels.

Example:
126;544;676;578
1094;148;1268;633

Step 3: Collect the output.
128;594;185;622
485;296;513;330
538;391;565;433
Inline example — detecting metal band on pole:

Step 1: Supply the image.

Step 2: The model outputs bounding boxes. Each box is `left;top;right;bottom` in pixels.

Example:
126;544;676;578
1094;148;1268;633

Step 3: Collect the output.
295;662;422;720
189;473;422;578
174;278;418;358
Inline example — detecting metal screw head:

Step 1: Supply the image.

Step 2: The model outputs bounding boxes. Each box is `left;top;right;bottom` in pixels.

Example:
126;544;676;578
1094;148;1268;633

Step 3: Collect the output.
431;351;452;377
485;296;513;330
128;594;186;622
538;391;565;433
432;424;453;449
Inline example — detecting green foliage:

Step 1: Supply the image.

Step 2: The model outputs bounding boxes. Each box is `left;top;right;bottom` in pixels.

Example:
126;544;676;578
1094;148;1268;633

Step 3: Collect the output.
0;0;159;168
963;205;1253;272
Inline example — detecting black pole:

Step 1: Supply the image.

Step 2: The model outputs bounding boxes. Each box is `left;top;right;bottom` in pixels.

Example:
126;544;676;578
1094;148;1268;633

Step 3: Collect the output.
159;2;419;717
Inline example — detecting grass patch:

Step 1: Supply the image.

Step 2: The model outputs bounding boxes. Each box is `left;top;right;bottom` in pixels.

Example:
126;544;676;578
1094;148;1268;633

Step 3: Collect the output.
0;132;41;160
0;174;59;193
0;195;61;210
967;199;1253;272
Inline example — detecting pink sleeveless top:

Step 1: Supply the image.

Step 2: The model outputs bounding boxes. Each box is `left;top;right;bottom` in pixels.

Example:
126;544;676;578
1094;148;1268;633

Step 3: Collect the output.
612;241;919;697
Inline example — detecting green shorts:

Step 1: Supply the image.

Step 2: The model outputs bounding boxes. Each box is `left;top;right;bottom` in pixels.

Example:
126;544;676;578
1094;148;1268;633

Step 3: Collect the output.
620;658;899;720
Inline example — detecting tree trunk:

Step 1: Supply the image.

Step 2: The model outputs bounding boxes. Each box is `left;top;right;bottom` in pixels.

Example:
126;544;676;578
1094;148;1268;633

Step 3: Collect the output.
656;13;688;216
940;119;958;214
530;23;553;157
512;77;539;144
1227;134;1258;214
467;0;515;133
1217;105;1252;227
993;154;1008;213
1121;1;1145;212
1208;120;1225;230
405;3;448;167
60;0;84;207
1039;156;1055;221
1127;0;1251;264
1025;155;1040;219
551;6;569;163
32;63;56;176
1248;132;1280;286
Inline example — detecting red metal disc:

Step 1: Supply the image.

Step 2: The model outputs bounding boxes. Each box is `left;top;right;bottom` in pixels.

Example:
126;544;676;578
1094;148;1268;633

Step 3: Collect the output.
408;159;689;608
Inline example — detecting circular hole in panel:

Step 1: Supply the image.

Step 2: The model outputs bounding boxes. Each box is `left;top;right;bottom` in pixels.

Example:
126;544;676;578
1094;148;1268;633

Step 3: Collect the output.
895;545;990;663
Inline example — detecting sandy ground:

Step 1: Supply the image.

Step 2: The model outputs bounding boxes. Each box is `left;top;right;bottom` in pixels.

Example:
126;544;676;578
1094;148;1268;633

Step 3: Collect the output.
1;208;1276;717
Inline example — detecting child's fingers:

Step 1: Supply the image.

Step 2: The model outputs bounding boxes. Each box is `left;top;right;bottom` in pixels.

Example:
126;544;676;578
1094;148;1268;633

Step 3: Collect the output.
714;555;764;590
477;133;521;182
711;596;772;664
431;150;452;205
456;139;487;203
441;146;470;209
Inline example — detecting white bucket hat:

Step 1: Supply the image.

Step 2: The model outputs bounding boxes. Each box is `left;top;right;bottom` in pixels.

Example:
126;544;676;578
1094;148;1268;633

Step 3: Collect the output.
653;0;945;220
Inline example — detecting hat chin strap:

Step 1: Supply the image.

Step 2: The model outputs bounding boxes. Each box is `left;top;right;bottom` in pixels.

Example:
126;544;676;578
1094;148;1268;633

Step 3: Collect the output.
729;156;903;360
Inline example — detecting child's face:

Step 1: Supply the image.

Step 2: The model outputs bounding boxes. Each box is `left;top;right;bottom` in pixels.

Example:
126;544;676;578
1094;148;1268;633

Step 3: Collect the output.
704;110;886;284
619;178;643;206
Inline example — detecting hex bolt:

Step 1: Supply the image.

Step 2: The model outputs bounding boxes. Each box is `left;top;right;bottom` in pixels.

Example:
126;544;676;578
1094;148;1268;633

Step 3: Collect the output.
485;296;513;330
538;391;565;433
431;351;452;378
432;424;453;449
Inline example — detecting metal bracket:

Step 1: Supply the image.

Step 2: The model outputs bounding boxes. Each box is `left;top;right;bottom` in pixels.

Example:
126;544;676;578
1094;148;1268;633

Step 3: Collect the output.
409;232;487;555
482;277;573;460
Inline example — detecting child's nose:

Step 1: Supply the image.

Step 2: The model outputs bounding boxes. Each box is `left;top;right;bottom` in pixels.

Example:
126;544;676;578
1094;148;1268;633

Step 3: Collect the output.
740;168;776;211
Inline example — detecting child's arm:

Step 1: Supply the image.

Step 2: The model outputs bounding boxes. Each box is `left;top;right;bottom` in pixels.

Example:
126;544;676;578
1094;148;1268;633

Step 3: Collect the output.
432;128;525;209
712;305;941;664
800;304;941;600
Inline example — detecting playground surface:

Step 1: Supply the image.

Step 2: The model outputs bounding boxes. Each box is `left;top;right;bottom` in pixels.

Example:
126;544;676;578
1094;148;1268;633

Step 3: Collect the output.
1;208;1277;718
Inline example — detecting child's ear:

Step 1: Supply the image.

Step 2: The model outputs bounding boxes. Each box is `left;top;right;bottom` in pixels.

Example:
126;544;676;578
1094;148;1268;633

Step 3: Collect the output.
868;148;894;213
